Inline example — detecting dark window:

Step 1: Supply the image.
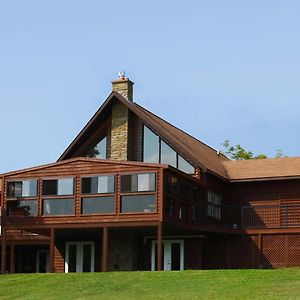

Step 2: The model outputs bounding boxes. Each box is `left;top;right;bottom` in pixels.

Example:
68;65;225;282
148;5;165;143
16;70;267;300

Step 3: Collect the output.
207;191;221;220
43;198;75;216
121;195;156;213
143;126;159;163
7;180;37;198
81;176;115;194
82;196;115;214
120;173;156;193
166;175;178;195
42;178;74;196
179;202;189;220
165;196;176;216
7;200;37;217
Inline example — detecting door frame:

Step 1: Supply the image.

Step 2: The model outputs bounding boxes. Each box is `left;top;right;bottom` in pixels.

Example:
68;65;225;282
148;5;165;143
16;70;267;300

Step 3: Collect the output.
151;239;184;271
65;241;95;273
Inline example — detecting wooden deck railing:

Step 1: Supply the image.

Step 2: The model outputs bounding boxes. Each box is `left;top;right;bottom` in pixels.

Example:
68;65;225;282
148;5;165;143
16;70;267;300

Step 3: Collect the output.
241;204;300;229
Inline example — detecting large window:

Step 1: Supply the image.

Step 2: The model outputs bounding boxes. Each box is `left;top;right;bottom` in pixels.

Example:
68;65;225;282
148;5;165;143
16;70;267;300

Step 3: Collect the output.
120;173;157;213
81;175;115;214
43;198;75;216
82;176;115;194
207;191;221;220
42;178;74;196
7;200;37;217
86;136;107;159
7;180;37;198
143;125;194;174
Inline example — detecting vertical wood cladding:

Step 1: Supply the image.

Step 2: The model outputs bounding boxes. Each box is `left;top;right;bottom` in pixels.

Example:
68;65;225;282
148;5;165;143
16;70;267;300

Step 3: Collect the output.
128;111;143;162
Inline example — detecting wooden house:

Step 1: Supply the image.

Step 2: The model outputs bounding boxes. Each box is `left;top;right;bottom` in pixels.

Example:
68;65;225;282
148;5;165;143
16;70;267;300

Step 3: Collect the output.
2;74;300;273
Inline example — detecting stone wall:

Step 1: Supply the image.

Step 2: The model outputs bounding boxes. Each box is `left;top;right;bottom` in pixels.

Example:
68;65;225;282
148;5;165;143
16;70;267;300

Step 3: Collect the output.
110;102;129;161
108;232;138;271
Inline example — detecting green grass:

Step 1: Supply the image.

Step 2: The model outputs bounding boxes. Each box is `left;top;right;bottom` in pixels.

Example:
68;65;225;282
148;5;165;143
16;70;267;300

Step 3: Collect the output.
1;269;300;300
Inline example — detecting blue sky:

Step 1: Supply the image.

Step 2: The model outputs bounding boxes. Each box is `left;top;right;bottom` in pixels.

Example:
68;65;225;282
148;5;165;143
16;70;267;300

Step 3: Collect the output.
1;1;300;173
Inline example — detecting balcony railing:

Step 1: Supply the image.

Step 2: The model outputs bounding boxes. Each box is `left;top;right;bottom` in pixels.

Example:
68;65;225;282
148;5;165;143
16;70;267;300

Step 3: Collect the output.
241;204;300;229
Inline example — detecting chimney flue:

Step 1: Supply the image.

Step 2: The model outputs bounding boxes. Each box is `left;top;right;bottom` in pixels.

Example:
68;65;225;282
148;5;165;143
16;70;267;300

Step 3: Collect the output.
112;72;134;101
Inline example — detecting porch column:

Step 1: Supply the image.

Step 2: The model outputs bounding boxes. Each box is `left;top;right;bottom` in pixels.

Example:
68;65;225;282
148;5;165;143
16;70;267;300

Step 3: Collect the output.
157;223;162;271
50;228;55;273
10;242;15;274
102;226;109;272
1;228;6;274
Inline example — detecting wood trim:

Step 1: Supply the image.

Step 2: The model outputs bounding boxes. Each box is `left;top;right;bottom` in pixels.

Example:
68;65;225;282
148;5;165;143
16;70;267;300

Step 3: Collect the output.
156;223;162;271
102;227;108;272
1;228;6;274
50;228;55;273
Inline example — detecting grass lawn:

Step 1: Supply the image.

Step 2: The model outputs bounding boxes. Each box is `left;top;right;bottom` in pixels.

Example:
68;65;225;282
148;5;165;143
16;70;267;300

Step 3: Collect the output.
1;269;300;300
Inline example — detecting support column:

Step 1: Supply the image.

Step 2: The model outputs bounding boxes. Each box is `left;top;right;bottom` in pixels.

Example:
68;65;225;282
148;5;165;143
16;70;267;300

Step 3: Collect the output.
157;223;162;271
102;227;109;272
10;242;15;274
1;228;6;274
50;228;55;273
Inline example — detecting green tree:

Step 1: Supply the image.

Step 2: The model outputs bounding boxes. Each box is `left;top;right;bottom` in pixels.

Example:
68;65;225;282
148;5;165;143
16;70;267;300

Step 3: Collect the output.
221;140;270;160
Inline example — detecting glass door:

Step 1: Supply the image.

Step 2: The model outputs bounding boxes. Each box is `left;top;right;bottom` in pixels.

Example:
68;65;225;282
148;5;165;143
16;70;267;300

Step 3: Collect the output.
151;240;184;271
65;242;95;273
36;250;50;273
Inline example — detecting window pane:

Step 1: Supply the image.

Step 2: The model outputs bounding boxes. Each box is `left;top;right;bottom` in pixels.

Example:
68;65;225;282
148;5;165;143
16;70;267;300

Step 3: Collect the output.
86;137;107;159
161;141;176;167
7;200;37;217
58;178;74;195
43;199;74;216
121;195;156;213
82;197;115;214
178;155;194;174
7;180;37;198
143;126;159;163
82;176;115;194
42;180;57;195
121;173;156;192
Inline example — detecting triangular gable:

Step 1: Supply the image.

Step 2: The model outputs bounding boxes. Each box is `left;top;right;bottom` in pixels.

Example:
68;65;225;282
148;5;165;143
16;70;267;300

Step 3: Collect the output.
58;92;229;179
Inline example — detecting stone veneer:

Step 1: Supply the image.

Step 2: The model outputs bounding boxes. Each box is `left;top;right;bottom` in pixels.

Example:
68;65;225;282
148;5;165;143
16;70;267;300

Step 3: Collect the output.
110;102;129;161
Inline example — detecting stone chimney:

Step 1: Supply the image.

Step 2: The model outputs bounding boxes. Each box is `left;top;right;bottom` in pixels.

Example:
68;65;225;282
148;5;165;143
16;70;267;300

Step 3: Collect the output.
110;72;133;161
111;71;134;101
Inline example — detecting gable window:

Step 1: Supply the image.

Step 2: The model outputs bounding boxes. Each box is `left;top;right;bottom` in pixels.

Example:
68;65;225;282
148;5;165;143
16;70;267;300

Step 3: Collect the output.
207;191;221;220
86;136;107;159
143;125;195;174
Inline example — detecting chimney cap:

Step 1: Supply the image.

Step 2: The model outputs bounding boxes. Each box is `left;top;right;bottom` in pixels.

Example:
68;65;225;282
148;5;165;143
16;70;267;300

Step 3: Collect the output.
118;71;126;79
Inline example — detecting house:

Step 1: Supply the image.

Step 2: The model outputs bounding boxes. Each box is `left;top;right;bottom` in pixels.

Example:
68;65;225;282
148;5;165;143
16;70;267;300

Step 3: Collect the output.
2;73;300;273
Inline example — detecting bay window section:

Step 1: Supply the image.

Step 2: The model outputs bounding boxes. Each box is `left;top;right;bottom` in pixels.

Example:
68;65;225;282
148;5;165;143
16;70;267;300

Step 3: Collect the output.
81;175;116;214
120;173;157;213
143;125;195;174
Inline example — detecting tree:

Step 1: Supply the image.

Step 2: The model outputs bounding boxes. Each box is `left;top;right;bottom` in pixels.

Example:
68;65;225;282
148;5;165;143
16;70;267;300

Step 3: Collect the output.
221;140;285;160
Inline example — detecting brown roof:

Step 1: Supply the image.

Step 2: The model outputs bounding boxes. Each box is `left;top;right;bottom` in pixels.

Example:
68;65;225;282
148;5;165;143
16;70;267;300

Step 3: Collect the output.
223;157;300;181
58;92;229;178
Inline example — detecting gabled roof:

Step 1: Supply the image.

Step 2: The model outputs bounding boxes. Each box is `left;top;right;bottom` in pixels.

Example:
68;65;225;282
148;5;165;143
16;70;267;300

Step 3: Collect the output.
58;92;229;178
223;156;300;182
2;157;168;177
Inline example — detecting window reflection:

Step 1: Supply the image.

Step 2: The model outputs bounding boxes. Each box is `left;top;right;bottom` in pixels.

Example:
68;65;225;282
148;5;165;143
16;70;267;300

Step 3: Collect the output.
43;178;74;196
121;195;156;213
7;180;37;198
82;197;115;214
86;136;107;159
43;198;75;216
121;173;156;192
143;126;159;163
82;176;115;194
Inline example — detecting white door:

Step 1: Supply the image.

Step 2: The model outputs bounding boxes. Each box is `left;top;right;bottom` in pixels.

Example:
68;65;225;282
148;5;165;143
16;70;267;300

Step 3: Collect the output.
151;240;184;271
65;242;95;273
36;250;50;273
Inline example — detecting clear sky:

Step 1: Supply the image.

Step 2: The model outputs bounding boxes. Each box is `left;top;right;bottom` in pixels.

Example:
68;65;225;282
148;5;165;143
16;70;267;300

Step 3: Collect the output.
1;1;300;173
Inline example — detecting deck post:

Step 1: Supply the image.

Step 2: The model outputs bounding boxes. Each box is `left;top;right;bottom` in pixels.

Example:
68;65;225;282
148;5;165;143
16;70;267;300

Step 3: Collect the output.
102;226;109;272
50;228;55;273
157;223;163;271
1;228;6;274
10;242;15;274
